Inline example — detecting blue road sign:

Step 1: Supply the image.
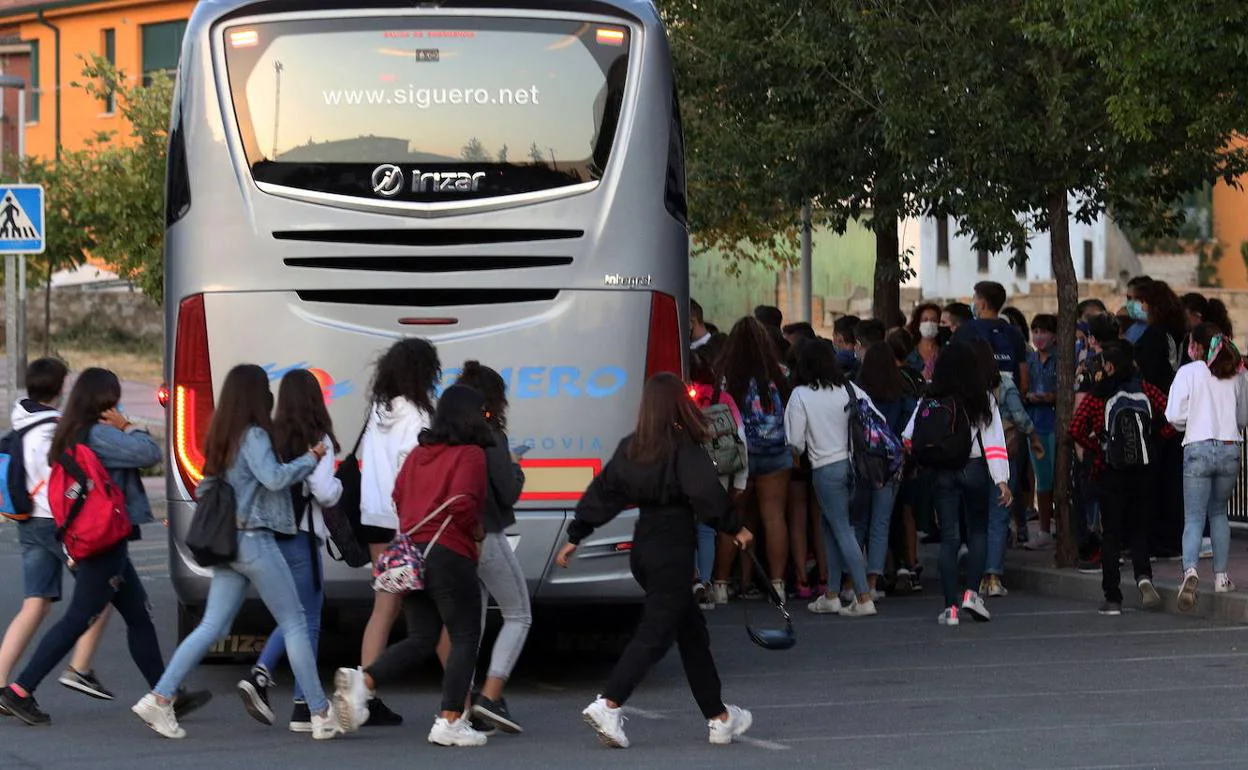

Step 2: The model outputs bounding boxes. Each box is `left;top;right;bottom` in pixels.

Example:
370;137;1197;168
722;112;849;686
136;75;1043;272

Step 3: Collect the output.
0;184;44;255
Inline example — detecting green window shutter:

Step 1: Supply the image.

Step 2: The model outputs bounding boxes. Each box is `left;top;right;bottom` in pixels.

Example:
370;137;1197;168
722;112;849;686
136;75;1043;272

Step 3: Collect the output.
28;39;39;122
141;20;188;85
102;29;116;112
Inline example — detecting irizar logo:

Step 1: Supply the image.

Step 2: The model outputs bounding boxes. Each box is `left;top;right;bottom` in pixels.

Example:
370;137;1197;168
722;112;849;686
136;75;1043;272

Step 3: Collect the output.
604;273;653;288
369;165;486;197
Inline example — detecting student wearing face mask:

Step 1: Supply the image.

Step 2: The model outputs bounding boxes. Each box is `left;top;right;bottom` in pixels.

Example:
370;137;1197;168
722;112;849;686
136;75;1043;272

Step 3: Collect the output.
1023;314;1058;550
906;303;943;383
1123;276;1154;345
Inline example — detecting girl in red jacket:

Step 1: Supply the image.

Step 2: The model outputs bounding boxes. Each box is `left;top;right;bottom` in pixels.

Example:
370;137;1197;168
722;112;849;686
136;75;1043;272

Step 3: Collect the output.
333;385;492;748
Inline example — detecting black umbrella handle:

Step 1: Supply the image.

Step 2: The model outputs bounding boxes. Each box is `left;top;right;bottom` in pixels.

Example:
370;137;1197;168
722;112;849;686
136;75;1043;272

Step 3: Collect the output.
744;546;792;622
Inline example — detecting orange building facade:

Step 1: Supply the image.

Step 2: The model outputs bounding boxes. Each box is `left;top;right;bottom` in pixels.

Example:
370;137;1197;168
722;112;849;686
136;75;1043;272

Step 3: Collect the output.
1214;136;1248;289
0;0;193;160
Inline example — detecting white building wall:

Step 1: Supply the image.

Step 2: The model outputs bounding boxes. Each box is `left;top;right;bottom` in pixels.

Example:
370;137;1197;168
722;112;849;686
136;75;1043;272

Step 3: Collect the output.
909;204;1109;299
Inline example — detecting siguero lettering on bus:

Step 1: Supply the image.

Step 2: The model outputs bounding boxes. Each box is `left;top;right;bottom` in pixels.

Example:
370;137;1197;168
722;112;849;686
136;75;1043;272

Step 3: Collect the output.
437;365;628;399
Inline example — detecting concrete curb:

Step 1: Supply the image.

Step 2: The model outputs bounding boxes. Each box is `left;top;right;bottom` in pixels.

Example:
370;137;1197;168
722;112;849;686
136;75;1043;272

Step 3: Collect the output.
919;546;1248;623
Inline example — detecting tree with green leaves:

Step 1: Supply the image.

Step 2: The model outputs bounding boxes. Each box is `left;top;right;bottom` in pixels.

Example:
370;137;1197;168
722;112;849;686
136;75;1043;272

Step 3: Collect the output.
661;0;920;320
71;55;174;304
852;0;1248;566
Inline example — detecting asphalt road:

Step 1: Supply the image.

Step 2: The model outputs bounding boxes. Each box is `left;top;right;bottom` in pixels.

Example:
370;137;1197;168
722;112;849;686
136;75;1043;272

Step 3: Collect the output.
2;523;1248;769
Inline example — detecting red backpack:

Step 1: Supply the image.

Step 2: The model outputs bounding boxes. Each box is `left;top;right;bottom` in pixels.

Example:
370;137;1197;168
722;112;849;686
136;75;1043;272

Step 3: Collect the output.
48;439;132;562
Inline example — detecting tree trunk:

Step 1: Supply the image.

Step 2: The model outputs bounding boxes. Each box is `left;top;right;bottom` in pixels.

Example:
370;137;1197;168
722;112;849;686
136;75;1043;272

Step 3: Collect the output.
1048;190;1078;569
872;209;901;324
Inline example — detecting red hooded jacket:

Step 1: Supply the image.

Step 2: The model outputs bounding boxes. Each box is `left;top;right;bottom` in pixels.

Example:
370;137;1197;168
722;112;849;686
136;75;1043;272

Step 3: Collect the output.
392;443;486;562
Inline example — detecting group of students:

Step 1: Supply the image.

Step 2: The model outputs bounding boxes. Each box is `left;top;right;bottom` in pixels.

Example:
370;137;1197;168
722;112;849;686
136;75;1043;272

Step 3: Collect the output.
0;338;759;750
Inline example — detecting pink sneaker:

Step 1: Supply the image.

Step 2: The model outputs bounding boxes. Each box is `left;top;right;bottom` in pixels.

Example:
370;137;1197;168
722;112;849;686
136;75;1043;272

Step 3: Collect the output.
796;584;814;600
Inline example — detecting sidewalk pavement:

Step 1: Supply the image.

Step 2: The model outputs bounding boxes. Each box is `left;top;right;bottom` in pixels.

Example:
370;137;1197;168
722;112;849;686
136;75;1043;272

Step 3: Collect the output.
920;532;1248;623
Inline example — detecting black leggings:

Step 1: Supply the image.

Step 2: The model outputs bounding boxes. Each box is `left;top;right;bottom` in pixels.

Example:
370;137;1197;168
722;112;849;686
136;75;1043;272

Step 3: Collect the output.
17;541;163;693
604;539;726;720
367;545;481;713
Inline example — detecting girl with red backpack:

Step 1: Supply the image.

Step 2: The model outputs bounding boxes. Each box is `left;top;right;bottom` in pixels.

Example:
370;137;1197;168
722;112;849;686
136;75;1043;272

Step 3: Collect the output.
1;369;209;726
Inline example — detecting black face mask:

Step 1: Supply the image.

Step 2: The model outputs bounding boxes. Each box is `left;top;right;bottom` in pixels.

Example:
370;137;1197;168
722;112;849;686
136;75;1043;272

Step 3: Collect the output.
937;327;953;346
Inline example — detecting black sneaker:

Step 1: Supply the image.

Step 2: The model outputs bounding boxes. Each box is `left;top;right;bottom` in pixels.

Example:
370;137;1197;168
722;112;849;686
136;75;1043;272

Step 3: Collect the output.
57;668;114;701
473;693;523;734
0;686;50;726
1098;601;1123;616
237;667;275;726
1077;557;1102;574
470;715;498;736
289;700;313;733
173;688;213;719
365;697;403;727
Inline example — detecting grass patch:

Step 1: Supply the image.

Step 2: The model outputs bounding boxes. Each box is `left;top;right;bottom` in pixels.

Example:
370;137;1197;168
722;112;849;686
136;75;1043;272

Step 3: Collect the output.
18;323;165;386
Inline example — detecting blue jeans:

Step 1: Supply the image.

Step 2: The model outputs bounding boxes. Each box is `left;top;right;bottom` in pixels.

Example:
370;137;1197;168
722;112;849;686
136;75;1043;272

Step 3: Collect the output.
256;531;323;703
154;530;328;713
933;459;991;607
987;451;1023;576
853;481;898;577
813;460;868;596
1181;441;1239;573
696;523;716;583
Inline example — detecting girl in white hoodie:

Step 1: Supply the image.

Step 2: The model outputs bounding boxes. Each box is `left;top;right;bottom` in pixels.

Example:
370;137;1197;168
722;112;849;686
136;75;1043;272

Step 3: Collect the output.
357;338;440;726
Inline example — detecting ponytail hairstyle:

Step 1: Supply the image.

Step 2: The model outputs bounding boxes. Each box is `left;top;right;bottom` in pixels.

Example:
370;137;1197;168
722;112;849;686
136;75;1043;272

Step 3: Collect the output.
1192;323;1243;380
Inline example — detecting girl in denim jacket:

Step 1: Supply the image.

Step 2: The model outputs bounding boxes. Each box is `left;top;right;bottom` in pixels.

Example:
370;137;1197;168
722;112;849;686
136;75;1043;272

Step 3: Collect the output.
133;365;360;741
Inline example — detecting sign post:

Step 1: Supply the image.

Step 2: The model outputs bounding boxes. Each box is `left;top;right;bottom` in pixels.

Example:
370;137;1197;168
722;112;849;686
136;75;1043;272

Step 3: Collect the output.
0;184;45;416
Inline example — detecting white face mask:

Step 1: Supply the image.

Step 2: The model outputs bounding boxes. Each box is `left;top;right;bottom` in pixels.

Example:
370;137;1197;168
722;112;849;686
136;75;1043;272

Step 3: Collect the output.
919;321;939;339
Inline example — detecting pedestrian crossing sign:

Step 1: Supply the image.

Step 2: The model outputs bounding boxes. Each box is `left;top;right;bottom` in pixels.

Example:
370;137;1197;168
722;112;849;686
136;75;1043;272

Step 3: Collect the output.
0;184;44;255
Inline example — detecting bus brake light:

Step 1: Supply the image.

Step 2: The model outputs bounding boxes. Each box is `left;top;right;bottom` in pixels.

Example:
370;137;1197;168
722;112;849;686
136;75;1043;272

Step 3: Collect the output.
172;295;214;496
645;292;683;380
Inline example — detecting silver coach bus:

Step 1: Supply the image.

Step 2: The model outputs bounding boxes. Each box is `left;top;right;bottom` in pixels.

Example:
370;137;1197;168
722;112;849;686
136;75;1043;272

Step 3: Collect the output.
163;0;689;647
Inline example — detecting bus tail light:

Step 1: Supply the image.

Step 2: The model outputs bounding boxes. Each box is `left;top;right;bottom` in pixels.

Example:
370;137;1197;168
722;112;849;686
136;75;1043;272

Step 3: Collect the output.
172;295;213;497
645;292;683;380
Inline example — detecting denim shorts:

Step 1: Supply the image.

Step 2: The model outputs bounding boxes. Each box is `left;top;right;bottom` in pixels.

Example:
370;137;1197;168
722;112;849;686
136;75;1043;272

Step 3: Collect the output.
18;517;68;601
749;451;794;478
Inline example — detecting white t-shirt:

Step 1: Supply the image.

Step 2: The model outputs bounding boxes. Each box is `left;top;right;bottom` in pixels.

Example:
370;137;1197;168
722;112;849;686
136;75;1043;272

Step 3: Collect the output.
784;383;882;470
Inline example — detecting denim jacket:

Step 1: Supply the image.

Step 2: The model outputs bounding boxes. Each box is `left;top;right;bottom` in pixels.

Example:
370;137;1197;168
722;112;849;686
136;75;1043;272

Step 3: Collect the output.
203;425;316;534
87;424;162;528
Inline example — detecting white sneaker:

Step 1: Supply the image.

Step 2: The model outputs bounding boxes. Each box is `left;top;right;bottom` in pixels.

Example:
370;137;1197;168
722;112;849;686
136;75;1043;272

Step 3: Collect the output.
870;588;886;602
132;693;186;739
1216;573;1236;593
332;667;370;732
427;715;488;747
1024;532;1054;551
841;598;877;618
938;606;960;626
582;696;629;748
711;582;730;605
961;590;991;622
708;705;752;745
312;706;345;740
770;580;786;603
807;594;842;614
1178;569;1200;612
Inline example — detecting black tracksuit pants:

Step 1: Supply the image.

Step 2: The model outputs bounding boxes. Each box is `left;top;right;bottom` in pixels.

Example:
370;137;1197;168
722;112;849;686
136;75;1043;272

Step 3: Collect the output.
603;536;726;719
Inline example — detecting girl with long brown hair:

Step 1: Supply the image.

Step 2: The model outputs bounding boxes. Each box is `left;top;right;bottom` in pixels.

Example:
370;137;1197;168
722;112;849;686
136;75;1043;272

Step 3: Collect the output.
133;365;353;741
1167;323;1248;609
717;316;792;599
239;369;343;731
556;373;754;749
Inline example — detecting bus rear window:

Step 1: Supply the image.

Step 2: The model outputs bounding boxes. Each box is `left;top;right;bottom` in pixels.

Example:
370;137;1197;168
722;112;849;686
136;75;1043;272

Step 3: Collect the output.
223;17;630;203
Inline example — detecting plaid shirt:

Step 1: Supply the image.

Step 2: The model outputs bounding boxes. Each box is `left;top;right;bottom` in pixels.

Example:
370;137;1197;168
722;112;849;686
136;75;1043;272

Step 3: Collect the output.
1068;380;1175;478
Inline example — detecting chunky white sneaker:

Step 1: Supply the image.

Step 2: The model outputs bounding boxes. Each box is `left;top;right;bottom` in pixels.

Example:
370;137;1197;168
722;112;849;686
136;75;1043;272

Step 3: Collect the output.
428;716;488;747
312;705;345;740
332;667;370;732
1139;578;1162;611
1216;573;1236;593
708;705;752;745
1024;531;1054;551
582;696;629;748
132;693;186;739
807;594;842;614
982;575;1009;598
711;582;730;605
841;599;878;618
938;606;960;626
961;590;991;622
1177;569;1199;612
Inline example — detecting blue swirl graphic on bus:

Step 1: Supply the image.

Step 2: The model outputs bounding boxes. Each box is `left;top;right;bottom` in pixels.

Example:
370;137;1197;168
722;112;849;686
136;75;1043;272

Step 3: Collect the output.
437;365;628;399
261;362;354;403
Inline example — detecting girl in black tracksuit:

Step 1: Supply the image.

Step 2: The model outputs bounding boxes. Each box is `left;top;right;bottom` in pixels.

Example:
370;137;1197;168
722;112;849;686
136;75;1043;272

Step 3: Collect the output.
556;373;754;749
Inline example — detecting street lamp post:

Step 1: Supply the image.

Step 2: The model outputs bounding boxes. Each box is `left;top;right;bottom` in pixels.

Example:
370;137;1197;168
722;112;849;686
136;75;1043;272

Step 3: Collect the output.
0;74;28;415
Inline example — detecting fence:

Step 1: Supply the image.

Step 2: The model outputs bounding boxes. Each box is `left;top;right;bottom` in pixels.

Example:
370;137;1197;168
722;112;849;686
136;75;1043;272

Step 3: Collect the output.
1231;434;1248;529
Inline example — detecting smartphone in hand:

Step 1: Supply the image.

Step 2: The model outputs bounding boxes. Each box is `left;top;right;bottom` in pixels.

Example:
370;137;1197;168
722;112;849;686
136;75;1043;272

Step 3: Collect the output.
511;444;532;457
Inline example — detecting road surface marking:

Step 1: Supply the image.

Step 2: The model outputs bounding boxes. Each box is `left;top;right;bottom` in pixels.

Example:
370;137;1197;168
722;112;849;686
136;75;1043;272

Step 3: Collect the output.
623;705;791;750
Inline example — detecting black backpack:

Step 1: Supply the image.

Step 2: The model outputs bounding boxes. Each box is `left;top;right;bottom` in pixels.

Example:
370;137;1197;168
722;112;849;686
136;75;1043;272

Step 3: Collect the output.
909;396;973;470
186;477;238;567
0;415;57;522
1103;386;1154;470
320;420;372;568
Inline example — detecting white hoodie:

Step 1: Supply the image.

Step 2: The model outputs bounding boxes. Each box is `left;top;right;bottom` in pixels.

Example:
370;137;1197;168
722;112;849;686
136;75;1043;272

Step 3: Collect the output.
359;397;431;530
10;399;60;519
294;434;344;540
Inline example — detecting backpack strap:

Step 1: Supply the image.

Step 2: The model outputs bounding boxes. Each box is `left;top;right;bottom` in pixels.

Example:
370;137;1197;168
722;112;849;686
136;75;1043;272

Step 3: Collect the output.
54;447;93;542
348;410;371;457
14;415;58;439
403;494;466;556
